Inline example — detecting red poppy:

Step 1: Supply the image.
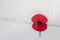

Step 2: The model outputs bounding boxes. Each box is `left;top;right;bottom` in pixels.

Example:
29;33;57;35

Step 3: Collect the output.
32;22;47;32
31;14;48;32
31;14;48;23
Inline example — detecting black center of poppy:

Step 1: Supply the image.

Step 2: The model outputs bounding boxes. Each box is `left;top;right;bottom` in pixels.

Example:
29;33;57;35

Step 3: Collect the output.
37;21;42;25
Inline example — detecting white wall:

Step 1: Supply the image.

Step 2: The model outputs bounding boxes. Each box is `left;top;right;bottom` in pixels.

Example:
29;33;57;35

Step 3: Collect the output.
16;0;60;26
0;0;60;26
0;0;16;21
0;0;60;40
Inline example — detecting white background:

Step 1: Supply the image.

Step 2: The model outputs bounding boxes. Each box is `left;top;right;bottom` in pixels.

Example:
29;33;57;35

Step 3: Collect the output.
17;0;60;26
0;0;60;40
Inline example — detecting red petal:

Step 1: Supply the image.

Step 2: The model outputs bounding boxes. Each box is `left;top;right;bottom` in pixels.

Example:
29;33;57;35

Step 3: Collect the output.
31;14;48;23
32;23;47;32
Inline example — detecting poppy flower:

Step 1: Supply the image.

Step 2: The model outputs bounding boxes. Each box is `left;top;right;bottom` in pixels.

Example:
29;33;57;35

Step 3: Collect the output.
31;14;48;32
32;22;47;32
31;14;48;23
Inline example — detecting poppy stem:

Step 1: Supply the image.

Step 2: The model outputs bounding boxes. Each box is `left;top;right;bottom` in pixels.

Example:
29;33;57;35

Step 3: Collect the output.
39;32;41;37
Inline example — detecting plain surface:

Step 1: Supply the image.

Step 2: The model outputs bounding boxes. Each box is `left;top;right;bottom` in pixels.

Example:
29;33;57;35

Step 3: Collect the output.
0;20;60;40
0;0;60;26
17;0;60;26
0;0;60;40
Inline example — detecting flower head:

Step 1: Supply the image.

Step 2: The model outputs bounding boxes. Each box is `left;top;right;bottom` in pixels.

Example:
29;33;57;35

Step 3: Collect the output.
31;14;48;23
31;14;48;32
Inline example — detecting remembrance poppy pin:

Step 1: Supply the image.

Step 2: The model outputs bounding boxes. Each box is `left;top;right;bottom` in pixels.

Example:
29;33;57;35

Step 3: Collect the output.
31;13;48;37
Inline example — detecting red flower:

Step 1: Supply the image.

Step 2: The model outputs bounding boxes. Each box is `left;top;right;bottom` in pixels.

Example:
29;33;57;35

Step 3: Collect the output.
32;14;48;23
31;14;48;32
